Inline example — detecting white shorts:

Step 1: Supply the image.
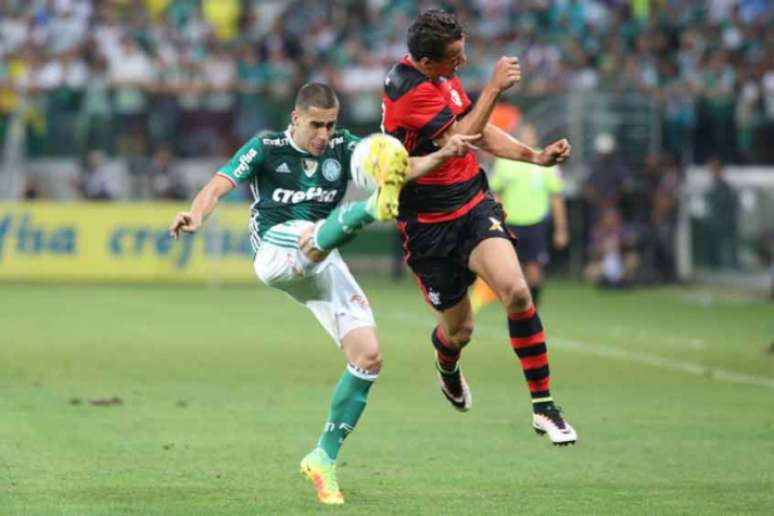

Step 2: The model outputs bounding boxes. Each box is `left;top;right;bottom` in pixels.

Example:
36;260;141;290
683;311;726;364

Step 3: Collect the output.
253;220;375;346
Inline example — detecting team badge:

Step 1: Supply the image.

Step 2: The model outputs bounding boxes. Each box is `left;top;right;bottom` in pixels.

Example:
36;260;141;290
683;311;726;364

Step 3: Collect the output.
427;289;442;307
488;217;503;232
349;294;370;309
450;88;463;107
302;159;318;177
322;158;342;182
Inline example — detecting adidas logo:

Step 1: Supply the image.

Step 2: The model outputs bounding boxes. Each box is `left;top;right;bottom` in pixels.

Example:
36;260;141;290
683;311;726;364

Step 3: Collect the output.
276;162;290;174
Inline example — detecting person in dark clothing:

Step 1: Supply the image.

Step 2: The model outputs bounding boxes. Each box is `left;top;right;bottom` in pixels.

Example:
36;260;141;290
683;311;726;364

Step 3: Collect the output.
705;158;739;268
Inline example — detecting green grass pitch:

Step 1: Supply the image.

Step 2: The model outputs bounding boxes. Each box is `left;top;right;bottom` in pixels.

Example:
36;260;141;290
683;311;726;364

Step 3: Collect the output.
2;279;773;514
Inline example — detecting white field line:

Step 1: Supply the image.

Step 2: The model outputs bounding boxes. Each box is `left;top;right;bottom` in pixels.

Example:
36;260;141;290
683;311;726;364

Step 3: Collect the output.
552;337;774;390
379;310;774;391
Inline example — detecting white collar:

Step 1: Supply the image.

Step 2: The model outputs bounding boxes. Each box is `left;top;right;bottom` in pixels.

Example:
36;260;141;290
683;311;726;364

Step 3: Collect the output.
285;125;309;155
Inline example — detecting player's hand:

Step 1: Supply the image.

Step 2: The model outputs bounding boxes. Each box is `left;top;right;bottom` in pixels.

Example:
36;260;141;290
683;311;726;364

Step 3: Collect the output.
439;133;480;158
553;226;569;250
536;138;571;166
299;225;327;263
490;56;521;92
169;212;201;239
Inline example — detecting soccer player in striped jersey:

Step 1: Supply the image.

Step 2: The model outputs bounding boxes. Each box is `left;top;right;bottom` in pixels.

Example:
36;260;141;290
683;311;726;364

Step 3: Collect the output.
169;82;475;504
382;10;577;445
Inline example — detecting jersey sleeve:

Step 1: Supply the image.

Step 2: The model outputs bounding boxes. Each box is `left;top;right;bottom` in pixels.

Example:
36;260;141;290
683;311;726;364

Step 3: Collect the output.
216;137;263;186
340;130;361;181
454;79;474;118
546;165;563;194
402;83;455;140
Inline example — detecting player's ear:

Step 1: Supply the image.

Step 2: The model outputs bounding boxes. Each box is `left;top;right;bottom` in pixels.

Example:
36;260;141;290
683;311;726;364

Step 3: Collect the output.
290;109;300;127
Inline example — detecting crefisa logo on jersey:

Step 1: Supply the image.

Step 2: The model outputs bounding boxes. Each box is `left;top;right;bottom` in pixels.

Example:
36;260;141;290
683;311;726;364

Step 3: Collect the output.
234;148;258;178
322;159;342;182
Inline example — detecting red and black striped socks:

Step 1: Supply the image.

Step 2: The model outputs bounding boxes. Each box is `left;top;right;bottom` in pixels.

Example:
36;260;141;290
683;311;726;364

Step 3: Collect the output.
431;326;461;373
508;305;553;409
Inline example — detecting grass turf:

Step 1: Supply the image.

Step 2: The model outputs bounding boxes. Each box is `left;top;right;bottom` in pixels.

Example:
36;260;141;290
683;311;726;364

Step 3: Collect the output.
1;279;773;515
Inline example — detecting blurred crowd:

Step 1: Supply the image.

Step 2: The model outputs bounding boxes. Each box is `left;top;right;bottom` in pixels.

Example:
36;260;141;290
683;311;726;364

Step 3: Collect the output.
581;133;683;285
2;0;772;281
1;0;774;164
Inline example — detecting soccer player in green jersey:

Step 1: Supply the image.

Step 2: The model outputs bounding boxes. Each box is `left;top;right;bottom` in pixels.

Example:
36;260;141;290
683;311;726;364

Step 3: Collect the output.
169;83;475;505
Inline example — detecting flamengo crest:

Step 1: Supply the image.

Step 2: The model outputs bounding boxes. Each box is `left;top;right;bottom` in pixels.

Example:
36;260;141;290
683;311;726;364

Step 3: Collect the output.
450;89;462;107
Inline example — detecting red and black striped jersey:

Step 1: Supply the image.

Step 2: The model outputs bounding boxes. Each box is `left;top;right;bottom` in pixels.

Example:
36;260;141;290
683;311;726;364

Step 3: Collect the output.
383;56;486;223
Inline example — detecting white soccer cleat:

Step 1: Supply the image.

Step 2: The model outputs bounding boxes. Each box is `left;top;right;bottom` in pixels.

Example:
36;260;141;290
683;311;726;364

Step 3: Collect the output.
532;405;577;446
436;362;472;412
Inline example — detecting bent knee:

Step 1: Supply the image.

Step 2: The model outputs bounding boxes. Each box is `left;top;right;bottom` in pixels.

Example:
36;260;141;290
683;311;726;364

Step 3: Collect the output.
447;323;474;348
352;349;383;374
498;280;532;311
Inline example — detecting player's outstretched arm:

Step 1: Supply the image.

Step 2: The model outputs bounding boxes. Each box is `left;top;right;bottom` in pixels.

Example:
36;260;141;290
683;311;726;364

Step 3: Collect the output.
169;175;235;238
406;133;481;181
434;56;521;147
480;123;572;166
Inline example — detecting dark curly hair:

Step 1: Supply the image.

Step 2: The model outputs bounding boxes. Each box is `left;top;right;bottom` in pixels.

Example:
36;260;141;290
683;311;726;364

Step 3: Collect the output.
407;9;466;62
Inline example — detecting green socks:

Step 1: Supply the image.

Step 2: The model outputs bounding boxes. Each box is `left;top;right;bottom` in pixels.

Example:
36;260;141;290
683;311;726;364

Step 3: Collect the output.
313;194;378;252
317;364;377;460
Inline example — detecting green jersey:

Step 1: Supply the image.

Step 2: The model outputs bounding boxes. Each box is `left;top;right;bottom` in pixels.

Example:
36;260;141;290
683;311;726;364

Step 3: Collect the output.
490;158;563;226
216;128;360;247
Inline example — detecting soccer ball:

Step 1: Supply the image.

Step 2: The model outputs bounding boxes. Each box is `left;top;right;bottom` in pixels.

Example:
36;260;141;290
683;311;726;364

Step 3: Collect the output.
350;133;407;193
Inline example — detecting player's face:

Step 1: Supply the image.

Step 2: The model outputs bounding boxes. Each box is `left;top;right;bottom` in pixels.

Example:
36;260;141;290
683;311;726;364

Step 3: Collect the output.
433;38;467;78
291;106;338;156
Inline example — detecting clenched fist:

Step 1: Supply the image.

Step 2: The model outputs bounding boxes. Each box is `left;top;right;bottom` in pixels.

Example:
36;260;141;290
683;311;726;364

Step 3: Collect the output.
536;139;572;166
490;56;521;92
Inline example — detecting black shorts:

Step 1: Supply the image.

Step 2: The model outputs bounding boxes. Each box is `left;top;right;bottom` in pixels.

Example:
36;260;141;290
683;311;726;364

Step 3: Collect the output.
509;220;550;265
397;194;517;311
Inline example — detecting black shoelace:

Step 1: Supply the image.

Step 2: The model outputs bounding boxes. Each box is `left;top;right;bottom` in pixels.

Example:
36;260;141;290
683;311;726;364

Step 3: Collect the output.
538;404;567;429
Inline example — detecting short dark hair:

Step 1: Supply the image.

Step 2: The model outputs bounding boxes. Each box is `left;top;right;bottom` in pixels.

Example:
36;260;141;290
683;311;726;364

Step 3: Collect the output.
295;82;339;111
407;9;465;62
